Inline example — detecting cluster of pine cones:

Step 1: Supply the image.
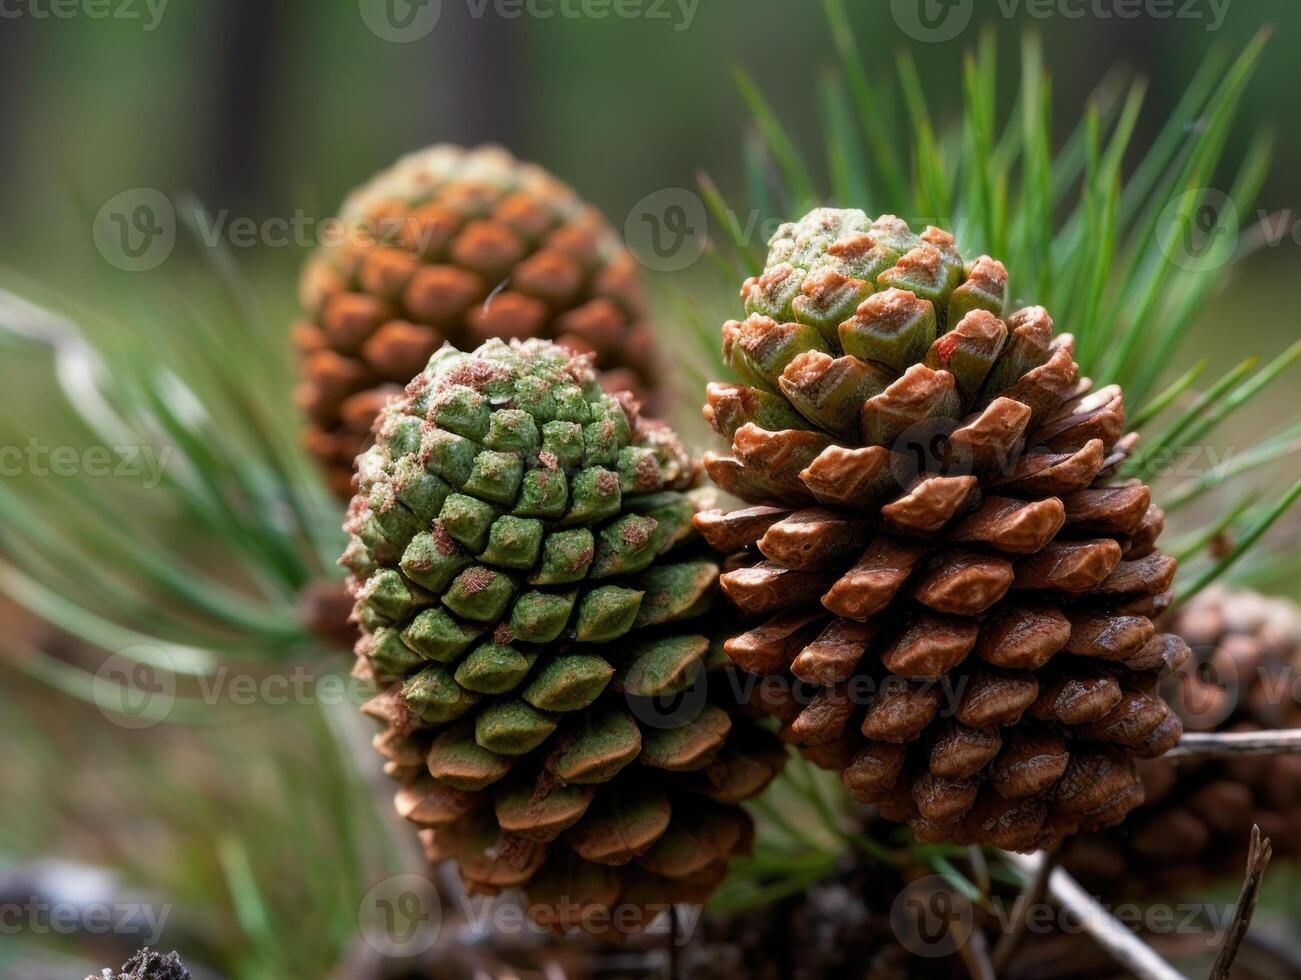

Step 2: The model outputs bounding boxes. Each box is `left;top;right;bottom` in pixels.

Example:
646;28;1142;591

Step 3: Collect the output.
300;146;1300;940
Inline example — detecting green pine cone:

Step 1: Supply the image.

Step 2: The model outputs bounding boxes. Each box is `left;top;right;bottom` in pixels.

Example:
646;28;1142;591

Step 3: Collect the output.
343;338;784;932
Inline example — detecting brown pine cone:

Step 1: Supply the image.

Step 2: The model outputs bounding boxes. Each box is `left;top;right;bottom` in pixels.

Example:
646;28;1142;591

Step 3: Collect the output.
1062;585;1301;894
298;144;657;497
695;209;1188;851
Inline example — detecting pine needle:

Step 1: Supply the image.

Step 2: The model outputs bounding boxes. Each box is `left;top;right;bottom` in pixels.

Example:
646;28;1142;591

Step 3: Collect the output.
731;65;816;211
1173;478;1301;609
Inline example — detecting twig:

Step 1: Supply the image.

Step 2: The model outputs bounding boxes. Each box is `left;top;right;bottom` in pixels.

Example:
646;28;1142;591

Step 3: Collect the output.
1002;852;1189;980
992;849;1056;974
1166;730;1301;759
958;926;997;980
1209;825;1272;980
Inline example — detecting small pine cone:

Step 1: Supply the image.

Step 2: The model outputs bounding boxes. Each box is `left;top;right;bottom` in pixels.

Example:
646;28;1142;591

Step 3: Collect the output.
344;339;782;933
697;209;1186;851
94;949;191;980
1062;585;1301;894
299;144;658;497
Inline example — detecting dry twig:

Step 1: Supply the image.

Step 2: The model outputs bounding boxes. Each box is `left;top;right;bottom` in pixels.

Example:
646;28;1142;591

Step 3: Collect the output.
1208;825;1273;980
1167;730;1301;758
958;927;997;980
992;849;1056;974
1002;852;1189;980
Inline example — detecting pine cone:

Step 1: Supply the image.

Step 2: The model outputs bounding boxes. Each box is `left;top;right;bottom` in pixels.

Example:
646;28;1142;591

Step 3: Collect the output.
1062;585;1301;894
92;949;191;980
299;144;658;497
343;338;783;933
696;209;1187;851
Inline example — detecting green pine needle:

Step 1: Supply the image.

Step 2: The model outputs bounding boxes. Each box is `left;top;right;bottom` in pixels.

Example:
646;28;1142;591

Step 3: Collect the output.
1168;492;1260;563
1164;420;1301;512
1130;359;1208;432
731;65;817;211
1173;478;1301;610
0;250;343;694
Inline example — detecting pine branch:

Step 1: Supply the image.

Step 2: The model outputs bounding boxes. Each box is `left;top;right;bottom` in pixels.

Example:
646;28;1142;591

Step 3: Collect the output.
1001;852;1189;980
1208;826;1272;980
958;928;997;980
0;269;341;673
1166;730;1301;759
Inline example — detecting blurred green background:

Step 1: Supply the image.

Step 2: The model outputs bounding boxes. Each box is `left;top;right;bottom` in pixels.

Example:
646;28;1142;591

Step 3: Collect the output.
3;3;1301;977
3;0;1301;280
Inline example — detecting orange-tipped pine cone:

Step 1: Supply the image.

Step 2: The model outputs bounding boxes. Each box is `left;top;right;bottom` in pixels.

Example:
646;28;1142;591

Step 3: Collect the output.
298;144;658;498
343;338;783;934
1062;585;1301;894
694;209;1188;852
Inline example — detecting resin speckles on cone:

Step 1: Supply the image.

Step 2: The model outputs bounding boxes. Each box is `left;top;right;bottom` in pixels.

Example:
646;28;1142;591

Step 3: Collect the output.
696;208;1188;851
343;339;782;931
299;144;658;497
